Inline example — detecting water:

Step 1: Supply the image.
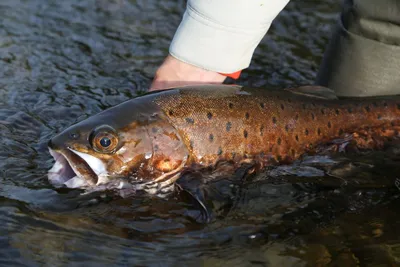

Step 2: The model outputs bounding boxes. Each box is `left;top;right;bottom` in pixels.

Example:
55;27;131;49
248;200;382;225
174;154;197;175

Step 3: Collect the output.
1;0;400;266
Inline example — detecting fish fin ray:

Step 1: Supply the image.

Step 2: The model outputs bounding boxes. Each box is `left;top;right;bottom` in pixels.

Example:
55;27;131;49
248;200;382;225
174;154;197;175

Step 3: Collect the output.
285;86;338;100
175;182;212;224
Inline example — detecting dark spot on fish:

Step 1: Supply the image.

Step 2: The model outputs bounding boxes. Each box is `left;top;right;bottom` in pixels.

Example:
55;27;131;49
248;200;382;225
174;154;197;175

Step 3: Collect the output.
229;103;234;109
226;122;232;132
272;117;277;124
207;112;213;120
321;109;325;115
295;135;299;142
391;121;396;127
347;107;352;113
154;144;159;151
382;127;386;132
217;147;223;155
395;130;400;136
305;129;309;136
245;112;250;119
311;113;315;120
328;121;331;128
318;128;321;135
260;103;265;109
339;128;344;135
152;127;158;133
69;132;79;139
243;130;248;138
295;114;299;121
377;114;382;120
285;125;289;132
169;110;174;116
260;125;264;136
209;134;214;142
133;139;142;148
277;137;282;145
291;149;295;156
335;109;339;115
231;152;236;159
365;106;370;112
185;118;194;124
281;104;285;110
269;146;273;152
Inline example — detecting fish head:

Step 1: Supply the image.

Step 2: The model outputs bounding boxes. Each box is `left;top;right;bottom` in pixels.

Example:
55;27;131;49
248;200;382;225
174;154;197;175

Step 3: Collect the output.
48;95;189;194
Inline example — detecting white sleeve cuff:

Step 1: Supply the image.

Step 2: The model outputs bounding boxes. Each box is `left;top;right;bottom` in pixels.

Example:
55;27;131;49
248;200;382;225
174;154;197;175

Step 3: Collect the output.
169;0;289;73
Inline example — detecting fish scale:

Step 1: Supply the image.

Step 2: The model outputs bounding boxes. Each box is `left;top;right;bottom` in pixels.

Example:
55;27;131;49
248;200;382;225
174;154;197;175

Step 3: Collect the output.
47;85;400;193
154;86;400;167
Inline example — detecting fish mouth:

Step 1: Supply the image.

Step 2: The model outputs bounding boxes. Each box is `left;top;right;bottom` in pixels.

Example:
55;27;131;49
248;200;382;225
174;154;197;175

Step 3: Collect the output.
47;148;185;197
48;148;104;189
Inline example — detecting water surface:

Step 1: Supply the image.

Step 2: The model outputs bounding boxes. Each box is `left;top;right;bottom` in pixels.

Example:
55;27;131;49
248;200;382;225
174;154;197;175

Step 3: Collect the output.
1;0;400;266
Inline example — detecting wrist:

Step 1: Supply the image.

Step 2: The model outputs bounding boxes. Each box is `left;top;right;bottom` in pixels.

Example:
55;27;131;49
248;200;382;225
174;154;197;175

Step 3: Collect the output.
150;55;228;91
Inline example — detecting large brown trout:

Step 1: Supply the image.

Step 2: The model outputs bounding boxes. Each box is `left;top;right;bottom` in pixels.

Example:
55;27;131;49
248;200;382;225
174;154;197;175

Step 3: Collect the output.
48;85;400;195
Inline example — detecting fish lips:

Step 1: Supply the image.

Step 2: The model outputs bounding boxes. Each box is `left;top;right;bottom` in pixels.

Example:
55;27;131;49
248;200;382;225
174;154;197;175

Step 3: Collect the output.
47;148;188;195
48;148;103;189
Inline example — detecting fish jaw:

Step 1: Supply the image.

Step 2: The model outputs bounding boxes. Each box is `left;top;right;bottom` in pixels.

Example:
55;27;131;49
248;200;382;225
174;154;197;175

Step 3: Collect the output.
47;147;187;196
48;149;78;187
68;148;108;182
48;148;102;189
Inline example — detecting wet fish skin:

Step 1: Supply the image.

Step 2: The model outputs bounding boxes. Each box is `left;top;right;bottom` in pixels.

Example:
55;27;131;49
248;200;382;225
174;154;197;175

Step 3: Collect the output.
47;85;400;192
48;92;189;188
154;85;400;166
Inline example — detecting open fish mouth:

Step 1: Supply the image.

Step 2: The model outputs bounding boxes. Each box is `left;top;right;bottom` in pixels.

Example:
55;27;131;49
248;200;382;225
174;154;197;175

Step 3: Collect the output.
47;149;151;195
48;148;106;189
47;149;180;196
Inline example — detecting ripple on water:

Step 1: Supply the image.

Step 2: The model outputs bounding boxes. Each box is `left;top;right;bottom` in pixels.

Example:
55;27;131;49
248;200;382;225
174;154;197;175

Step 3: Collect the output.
2;0;400;266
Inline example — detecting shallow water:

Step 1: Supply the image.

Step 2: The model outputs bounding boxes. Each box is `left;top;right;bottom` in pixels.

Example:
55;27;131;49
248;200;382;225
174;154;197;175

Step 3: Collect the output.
1;0;400;266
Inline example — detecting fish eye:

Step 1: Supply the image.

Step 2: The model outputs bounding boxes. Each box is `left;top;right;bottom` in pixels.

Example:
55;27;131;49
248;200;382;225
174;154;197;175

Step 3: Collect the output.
100;137;111;147
90;125;119;153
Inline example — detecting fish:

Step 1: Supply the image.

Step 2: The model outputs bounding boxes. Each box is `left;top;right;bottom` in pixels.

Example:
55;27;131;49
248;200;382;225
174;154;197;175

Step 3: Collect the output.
47;85;400;196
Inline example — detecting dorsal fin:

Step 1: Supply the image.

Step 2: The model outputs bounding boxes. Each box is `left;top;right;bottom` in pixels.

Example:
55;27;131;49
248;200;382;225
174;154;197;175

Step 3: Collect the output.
285;86;338;100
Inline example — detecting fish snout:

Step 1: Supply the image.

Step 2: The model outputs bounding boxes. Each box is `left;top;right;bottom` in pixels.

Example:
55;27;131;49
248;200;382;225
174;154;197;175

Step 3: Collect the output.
48;139;55;149
48;137;64;150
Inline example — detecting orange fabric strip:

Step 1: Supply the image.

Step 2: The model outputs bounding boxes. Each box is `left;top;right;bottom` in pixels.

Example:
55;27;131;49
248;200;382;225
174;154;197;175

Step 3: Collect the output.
218;70;242;79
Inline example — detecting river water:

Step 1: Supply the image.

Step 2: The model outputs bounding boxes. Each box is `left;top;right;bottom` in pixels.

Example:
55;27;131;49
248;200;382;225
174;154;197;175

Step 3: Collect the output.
1;0;400;266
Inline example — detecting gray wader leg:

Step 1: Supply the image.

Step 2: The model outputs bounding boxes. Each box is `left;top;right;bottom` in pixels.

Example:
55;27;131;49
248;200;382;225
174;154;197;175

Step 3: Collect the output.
316;0;400;97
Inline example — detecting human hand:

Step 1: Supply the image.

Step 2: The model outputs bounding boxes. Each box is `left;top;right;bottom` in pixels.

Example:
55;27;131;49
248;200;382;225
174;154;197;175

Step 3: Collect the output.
149;55;226;91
